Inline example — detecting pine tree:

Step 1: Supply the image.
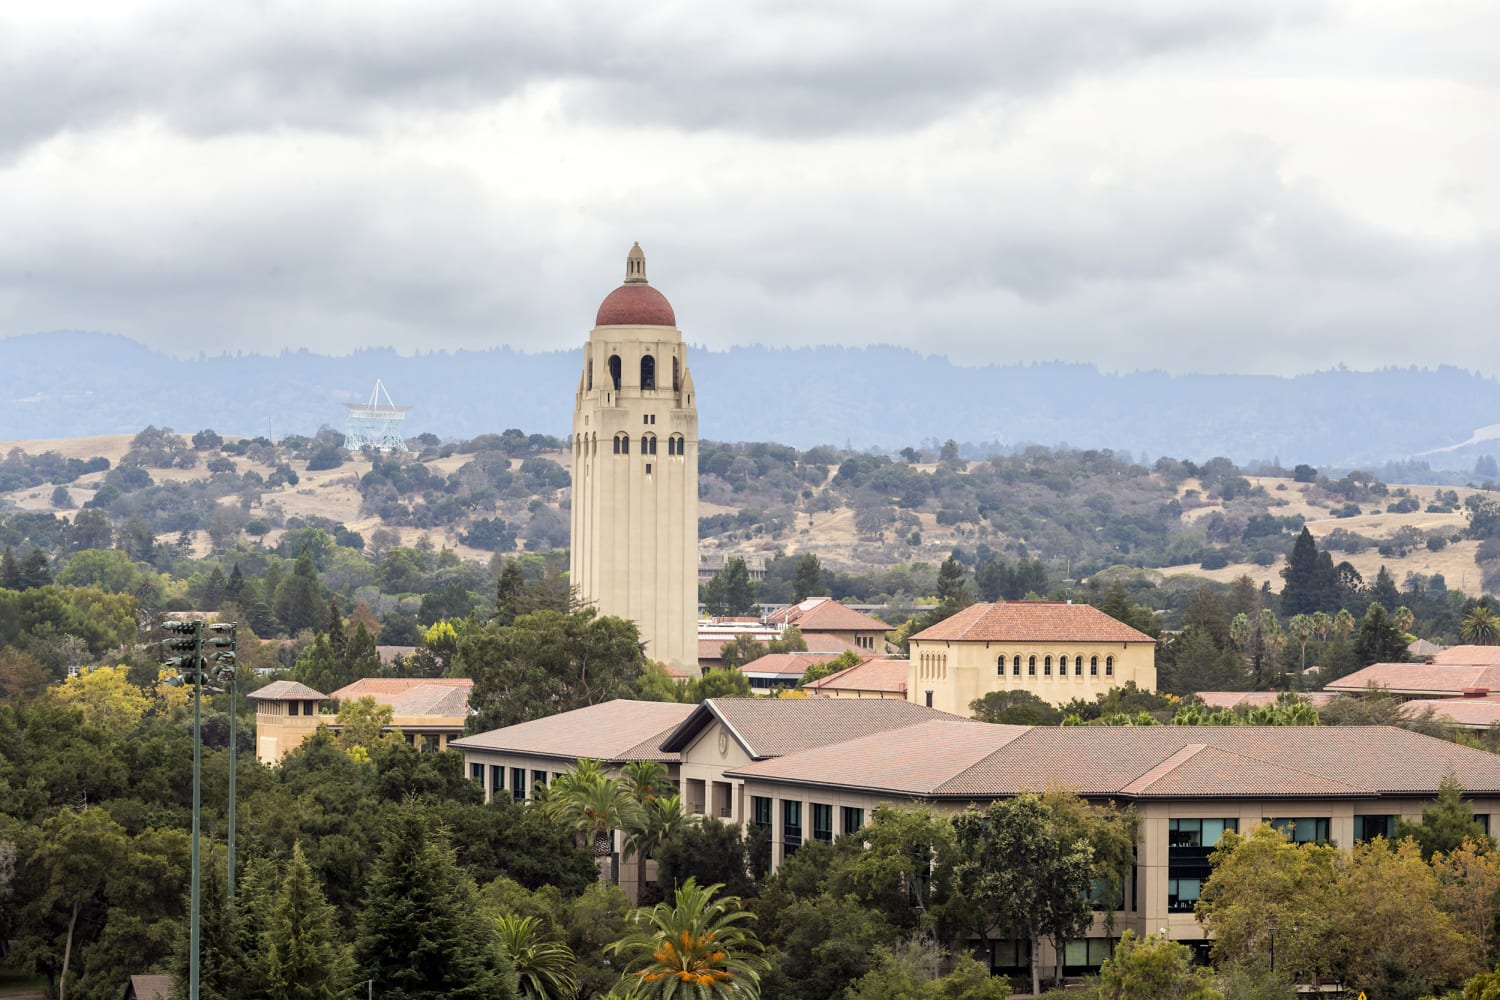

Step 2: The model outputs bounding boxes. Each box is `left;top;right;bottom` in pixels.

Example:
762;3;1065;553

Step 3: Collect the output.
1280;528;1325;616
792;553;822;603
343;623;382;682
494;561;527;627
274;550;323;634
18;549;51;589
264;844;354;1000
169;849;241;1000
225;563;247;603
326;596;347;662
203;566;228;610
357;811;518;1000
2;545;23;588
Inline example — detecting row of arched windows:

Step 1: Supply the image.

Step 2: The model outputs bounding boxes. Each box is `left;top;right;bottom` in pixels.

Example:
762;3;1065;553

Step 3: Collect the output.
998;654;1114;678
613;433;686;456
587;354;682;392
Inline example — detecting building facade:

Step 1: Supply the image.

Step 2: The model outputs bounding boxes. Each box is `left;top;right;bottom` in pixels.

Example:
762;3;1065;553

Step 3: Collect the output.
907;601;1157;714
570;244;700;673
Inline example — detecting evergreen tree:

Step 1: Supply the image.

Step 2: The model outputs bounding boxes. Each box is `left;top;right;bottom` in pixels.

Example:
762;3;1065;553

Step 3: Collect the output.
274;550;324;634
169;849;241;1000
1280;528;1324;616
16;549;51;589
1354;602;1409;667
2;546;23;588
343;623;382;682
326;596;347;662
1396;777;1495;860
494;561;527;627
1370;565;1402;616
225;563;247;604
265;844;354;1000
357;811;518;1000
203;566;228;610
703;557;757;616
791;553;822;603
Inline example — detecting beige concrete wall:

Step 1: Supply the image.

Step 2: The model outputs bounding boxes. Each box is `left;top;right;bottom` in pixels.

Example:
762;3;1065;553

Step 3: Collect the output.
251;711;323;764
571;325;699;673
907;638;1157;714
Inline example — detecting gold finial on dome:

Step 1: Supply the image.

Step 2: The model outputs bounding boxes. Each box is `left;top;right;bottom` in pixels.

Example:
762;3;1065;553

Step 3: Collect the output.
624;242;648;284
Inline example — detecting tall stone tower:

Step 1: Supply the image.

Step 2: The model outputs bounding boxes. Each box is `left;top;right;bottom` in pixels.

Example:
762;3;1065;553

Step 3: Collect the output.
570;243;699;673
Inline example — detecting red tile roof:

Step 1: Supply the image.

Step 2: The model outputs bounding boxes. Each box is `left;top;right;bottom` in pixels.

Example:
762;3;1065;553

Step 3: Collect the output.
737;652;847;679
659;697;965;759
804;658;909;695
1194;691;1336;709
331;677;473;718
800;632;872;656
1401;697;1500;728
596;283;676;327
453;700;696;763
330;677;472;697
727;722;1500;799
1431;645;1500;666
1324;663;1500;697
766;598;890;633
911;601;1155;644
248;680;327;701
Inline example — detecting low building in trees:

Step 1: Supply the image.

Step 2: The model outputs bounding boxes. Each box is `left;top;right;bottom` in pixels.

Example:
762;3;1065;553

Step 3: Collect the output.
248;676;473;763
764;596;890;653
907;600;1157;714
735;651;868;693
247;680;328;763
801;657;909;700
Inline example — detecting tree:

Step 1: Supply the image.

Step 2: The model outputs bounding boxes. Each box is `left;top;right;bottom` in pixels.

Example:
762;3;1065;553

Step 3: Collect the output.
798;650;860;689
653;821;756;901
496;915;577;1000
325;596;347;661
1397;777;1495;860
1464;604;1500;645
1196;824;1341;985
791;554;822;603
1354;602;1409;667
461;608;647;732
264;843;355;1000
952;793;1095;995
544;761;641;873
27;807;130;1000
703;558;757;617
357;810;519;1000
53;664;152;738
1286;614;1316;676
1097;931;1221;1000
607;878;767;999
970;689;1062;725
624;794;694;902
273;550;324;634
1433;838;1500;968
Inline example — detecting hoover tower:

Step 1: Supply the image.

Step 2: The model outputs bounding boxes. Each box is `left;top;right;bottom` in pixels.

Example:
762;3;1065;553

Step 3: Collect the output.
570;244;699;673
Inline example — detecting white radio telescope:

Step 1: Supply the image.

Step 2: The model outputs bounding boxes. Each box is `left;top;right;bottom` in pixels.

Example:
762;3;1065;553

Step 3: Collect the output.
343;379;412;452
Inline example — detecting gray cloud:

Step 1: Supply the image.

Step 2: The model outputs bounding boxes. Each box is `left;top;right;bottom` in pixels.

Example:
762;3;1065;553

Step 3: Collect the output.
0;1;1310;152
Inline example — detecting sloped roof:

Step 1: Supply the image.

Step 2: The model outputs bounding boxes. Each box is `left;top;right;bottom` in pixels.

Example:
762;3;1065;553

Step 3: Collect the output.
248;680;326;701
659;697;963;759
737;652;848;679
452;700;695;764
804;658;908;695
1401;697;1500;728
1194;691;1336;709
1324;663;1500;697
127;975;173;1000
766;597;889;632
911;601;1155;644
331;677;473;718
1431;645;1500;666
801;632;871;655
727;722;1500;799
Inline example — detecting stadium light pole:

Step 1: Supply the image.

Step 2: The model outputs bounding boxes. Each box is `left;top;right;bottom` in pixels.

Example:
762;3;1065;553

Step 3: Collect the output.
162;619;205;1000
207;623;238;899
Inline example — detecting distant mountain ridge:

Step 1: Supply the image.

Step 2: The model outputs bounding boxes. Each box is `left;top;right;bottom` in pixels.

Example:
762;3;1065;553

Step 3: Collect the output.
2;330;1496;470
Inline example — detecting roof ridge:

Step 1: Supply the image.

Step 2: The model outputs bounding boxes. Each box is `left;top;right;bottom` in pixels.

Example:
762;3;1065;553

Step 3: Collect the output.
1196;742;1370;793
928;723;1037;793
1119;743;1210;795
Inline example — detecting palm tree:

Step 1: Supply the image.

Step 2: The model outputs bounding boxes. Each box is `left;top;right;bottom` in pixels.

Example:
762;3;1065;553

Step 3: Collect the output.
1333;608;1356;641
1463;604;1499;645
497;914;579;1000
544;761;641;875
1393;605;1416;636
624;794;695;900
607;878;767;999
621;759;671;805
1287;614;1315;679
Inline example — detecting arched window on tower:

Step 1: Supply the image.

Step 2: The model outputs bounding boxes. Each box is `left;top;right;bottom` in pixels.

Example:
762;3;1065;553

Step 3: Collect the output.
668;434;684;456
608;355;622;391
641;355;656;390
1012;655;1021;676
586;360;593;391
643;433;657;455
673;356;681;390
613;433;629;455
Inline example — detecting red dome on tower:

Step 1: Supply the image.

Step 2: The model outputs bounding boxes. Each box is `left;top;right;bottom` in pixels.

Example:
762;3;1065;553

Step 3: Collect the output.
595;242;676;327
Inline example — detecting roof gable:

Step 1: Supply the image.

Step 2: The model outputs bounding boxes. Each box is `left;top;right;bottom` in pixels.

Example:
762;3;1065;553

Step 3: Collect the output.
911;601;1155;644
452;700;694;763
659;697;964;759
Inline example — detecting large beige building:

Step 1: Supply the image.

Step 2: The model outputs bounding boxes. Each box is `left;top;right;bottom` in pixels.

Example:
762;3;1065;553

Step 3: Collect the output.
570;244;699;673
907;601;1157;714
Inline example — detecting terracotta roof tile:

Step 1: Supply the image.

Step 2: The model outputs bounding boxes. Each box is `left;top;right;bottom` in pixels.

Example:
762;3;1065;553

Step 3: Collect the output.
452;700;695;764
911;601;1155;644
129;975;174;1000
1432;645;1500;665
1324;663;1500;696
248;680;327;701
1194;691;1336;709
1402;697;1500;727
330;677;471;697
804;658;909;694
660;697;964;758
766;598;890;633
729;723;1500;799
737;652;847;679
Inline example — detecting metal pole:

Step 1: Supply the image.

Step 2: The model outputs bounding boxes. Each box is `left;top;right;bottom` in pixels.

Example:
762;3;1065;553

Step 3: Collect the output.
226;624;237;903
190;621;203;1000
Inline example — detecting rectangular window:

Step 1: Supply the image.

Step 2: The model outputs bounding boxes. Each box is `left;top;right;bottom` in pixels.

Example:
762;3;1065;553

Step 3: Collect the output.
752;796;773;829
490;765;505;794
1355;814;1395;842
1012;658;1020;676
288;701;299;716
1088;876;1123;910
511;767;527;803
842;806;864;836
1063;939;1114;971
532;770;548;791
783;800;803;857
1167;877;1202;912
1028;658;1036;676
1479;814;1492;835
1168;818;1238;848
469;762;484;783
989;940;1030;973
811;803;833;842
1266;817;1330;844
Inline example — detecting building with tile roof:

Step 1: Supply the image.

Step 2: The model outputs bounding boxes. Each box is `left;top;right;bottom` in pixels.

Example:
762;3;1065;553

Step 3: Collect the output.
719;719;1500;980
247;680;328;764
736;651;865;692
123;974;174;1000
1325;660;1500;699
803;657;909;699
765;597;889;654
907;601;1157;714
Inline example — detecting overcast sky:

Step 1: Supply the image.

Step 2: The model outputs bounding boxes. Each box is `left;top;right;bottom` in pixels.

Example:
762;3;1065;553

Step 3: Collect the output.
2;1;1497;376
